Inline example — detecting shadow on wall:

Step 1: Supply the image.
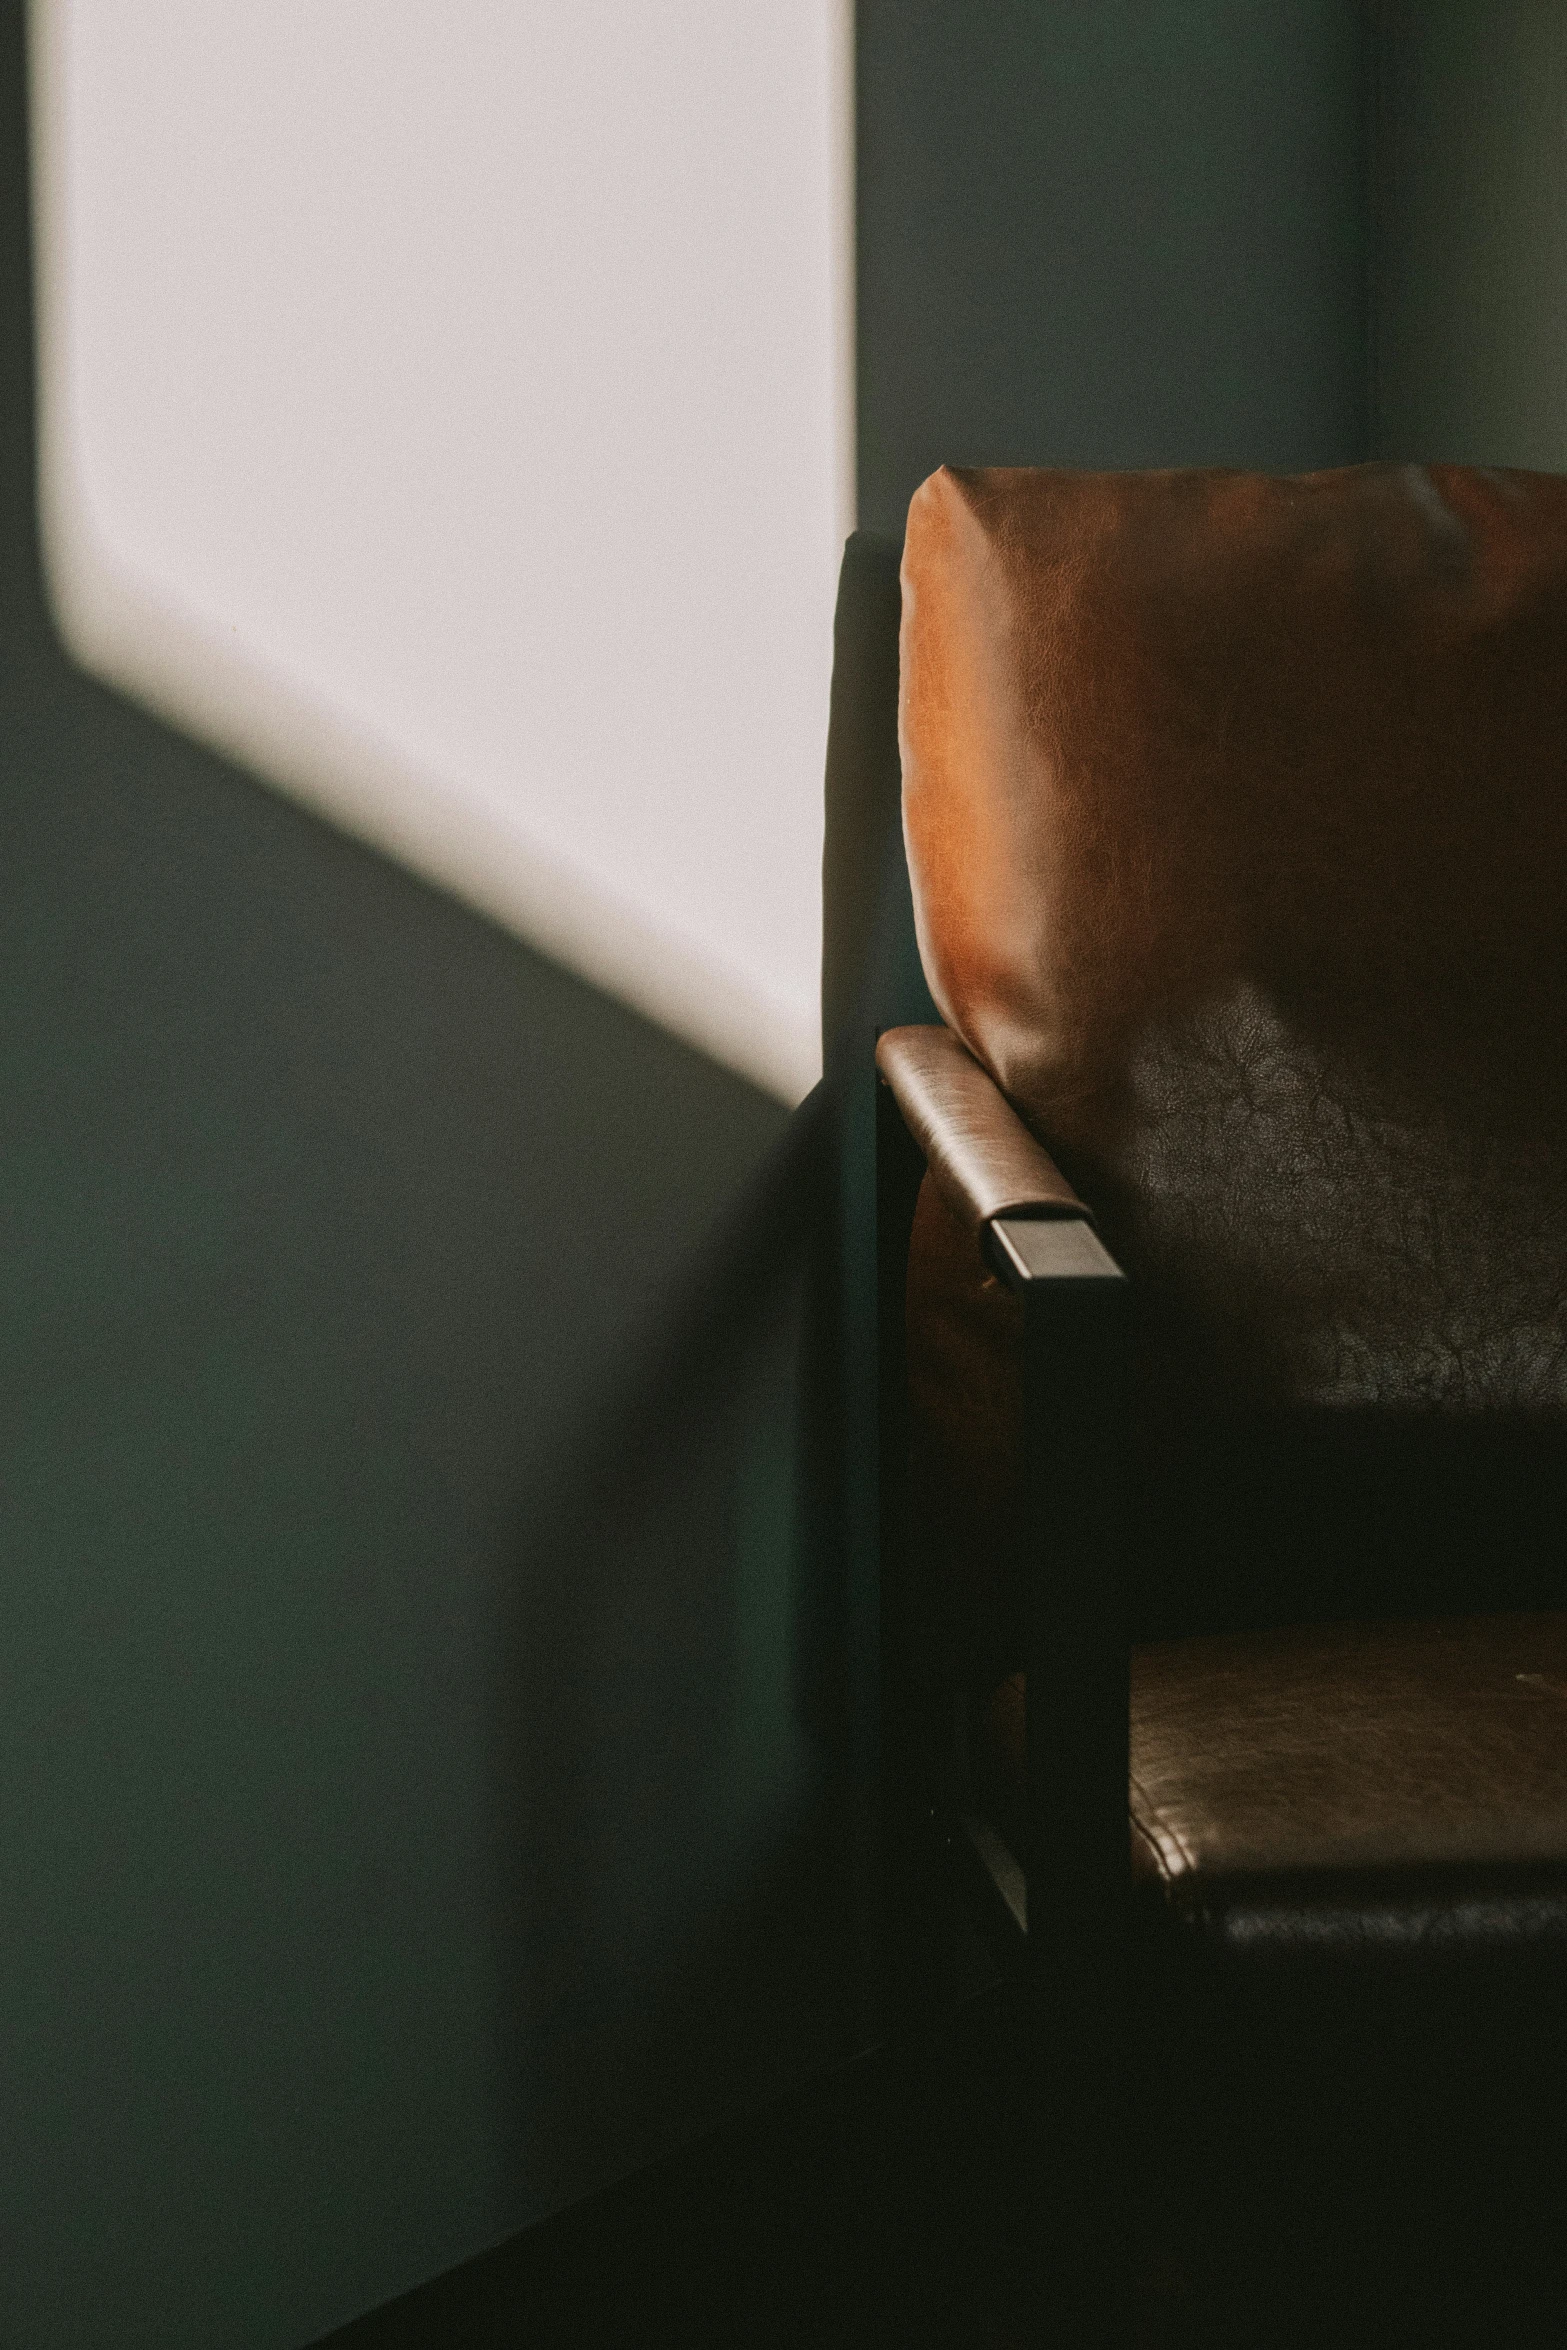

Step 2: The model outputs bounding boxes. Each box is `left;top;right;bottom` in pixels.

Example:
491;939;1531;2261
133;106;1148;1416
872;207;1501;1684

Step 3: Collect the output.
470;522;944;2268
489;1083;879;2225
0;623;862;2347
1;12;877;2346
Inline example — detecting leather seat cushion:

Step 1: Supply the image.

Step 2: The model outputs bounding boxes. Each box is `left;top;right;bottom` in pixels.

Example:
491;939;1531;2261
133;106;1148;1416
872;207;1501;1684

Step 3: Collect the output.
981;1609;1567;1965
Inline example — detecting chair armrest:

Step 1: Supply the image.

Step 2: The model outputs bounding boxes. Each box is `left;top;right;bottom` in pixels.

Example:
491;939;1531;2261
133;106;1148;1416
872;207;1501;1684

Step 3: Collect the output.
875;1018;1128;1918
875;1019;1129;2323
875;1023;1087;1228
875;1024;1124;1288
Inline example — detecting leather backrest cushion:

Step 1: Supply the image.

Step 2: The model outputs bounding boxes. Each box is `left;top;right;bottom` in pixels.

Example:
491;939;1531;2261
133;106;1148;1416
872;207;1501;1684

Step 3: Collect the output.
899;463;1567;1640
902;463;1567;1421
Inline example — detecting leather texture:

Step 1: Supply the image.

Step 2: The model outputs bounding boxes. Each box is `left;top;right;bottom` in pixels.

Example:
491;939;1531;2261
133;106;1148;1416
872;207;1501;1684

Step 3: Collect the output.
876;1024;1089;1232
898;461;1567;1646
901;461;1567;1421
982;1612;1567;1963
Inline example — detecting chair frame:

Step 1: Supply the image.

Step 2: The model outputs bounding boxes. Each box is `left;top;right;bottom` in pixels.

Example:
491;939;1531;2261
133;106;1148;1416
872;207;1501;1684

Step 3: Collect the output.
875;1026;1132;2342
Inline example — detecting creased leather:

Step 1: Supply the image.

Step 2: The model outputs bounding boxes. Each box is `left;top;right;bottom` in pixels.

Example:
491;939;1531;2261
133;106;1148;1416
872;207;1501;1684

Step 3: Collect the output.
877;1024;1088;1232
898;460;1567;1646
983;1614;1567;1963
900;461;1567;1421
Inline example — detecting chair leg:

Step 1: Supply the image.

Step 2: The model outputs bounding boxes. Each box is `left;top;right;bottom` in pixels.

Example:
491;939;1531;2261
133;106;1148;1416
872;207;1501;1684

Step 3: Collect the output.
1020;1931;1128;2344
875;1063;940;2036
1018;1272;1131;2342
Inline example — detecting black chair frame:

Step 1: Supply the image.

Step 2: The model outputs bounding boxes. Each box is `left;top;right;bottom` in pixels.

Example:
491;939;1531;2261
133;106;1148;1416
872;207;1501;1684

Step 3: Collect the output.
874;1035;1131;2341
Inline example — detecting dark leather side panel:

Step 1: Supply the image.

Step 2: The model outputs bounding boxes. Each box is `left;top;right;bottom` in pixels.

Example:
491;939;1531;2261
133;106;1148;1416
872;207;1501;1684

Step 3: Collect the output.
905;1173;1027;1691
821;532;904;1063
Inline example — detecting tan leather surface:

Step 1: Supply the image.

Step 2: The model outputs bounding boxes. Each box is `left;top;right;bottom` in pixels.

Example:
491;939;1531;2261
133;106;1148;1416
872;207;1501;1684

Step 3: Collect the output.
983;1612;1567;1957
900;462;1567;1423
877;1024;1087;1232
898;461;1567;1650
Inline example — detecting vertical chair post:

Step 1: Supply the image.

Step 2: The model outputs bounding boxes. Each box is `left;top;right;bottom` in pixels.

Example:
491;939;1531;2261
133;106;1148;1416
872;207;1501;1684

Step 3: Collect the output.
875;1022;1132;2338
991;1215;1130;2344
875;1058;942;2036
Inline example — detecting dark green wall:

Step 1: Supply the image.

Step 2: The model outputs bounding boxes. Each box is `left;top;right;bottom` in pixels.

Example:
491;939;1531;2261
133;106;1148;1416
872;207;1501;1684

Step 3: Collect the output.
1372;0;1567;469
857;0;1370;536
0;13;860;2346
3;4;1389;2343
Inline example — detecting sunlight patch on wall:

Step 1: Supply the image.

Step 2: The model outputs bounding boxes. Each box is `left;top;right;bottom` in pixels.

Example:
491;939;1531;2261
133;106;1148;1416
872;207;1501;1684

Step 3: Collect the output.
30;1;853;1102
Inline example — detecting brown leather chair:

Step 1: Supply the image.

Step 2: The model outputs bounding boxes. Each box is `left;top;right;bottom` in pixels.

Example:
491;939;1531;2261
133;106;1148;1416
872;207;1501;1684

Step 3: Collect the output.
868;463;1567;2346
